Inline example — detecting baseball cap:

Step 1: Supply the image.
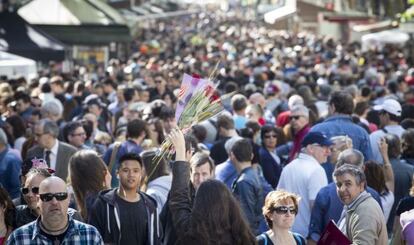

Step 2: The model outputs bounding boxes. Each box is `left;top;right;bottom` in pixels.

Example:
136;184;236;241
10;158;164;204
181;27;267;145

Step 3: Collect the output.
301;132;333;147
373;99;402;117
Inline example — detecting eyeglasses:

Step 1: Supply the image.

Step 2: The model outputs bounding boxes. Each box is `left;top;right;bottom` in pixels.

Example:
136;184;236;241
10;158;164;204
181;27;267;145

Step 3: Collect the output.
264;134;277;139
34;132;46;138
272;206;297;215
39;192;68;202
21;187;39;195
289;115;303;121
71;132;86;137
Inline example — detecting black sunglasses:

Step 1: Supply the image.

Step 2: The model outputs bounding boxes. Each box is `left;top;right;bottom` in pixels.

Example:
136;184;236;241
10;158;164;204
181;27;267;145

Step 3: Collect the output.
264;134;277;139
39;192;68;202
21;187;39;195
273;206;297;215
289;115;302;121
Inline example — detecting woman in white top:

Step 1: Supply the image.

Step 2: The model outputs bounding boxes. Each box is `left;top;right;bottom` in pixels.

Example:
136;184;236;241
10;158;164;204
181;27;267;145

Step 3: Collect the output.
364;137;395;222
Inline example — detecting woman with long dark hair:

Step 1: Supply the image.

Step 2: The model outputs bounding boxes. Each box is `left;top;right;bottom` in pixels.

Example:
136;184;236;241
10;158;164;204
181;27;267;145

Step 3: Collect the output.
147;118;165;147
169;127;256;245
258;125;284;188
68;150;111;221
5;115;26;152
0;185;15;245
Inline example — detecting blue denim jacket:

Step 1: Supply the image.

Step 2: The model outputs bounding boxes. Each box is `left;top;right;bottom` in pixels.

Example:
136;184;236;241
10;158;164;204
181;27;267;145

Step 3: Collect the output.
310;115;374;161
216;160;273;234
308;182;382;241
232;167;264;235
215;159;273;195
215;159;238;189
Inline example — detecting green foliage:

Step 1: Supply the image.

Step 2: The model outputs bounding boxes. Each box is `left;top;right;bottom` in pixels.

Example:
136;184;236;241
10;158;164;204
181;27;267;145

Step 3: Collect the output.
400;2;414;22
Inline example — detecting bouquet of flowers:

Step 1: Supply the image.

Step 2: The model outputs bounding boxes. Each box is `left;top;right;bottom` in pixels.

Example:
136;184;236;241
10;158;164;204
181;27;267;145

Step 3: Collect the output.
152;73;228;167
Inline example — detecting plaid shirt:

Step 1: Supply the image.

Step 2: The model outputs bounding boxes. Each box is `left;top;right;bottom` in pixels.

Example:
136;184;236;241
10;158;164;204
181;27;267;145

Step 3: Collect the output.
7;216;103;245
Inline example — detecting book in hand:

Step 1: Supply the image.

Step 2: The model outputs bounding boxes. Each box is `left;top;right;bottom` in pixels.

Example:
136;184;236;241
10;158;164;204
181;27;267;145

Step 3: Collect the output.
317;220;351;245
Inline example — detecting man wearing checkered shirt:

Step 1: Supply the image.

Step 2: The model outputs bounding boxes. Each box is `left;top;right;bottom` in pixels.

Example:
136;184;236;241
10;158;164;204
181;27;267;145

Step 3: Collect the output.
7;176;103;244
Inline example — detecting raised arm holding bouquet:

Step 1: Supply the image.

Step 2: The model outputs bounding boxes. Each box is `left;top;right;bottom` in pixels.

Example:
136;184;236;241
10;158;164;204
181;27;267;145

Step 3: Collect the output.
153;73;230;167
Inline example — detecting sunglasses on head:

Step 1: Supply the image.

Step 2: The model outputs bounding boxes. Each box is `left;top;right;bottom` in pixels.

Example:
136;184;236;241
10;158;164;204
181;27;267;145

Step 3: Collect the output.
273;206;297;215
21;187;39;195
39;192;68;202
289;115;302;120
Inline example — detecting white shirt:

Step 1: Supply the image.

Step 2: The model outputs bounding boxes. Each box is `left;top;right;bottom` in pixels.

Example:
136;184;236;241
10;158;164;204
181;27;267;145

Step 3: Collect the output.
277;153;328;237
370;125;405;164
44;140;59;171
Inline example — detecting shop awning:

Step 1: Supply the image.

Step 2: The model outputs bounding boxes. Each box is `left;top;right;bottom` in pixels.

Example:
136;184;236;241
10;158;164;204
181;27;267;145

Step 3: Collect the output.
0;11;65;62
0;51;37;80
361;29;409;51
352;20;399;32
18;0;131;45
322;11;373;22
264;0;297;24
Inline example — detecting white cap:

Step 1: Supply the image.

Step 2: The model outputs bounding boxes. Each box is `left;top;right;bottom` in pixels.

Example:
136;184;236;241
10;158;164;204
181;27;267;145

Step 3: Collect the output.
288;95;304;109
373;99;402;117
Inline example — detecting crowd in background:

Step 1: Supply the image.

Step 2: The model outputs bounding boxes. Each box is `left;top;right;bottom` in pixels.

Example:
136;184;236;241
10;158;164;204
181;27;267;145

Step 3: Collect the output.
1;10;414;245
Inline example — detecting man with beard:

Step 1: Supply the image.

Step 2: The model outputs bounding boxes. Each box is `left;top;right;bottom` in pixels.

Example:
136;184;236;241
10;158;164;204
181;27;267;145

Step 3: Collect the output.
7;176;103;244
89;153;161;245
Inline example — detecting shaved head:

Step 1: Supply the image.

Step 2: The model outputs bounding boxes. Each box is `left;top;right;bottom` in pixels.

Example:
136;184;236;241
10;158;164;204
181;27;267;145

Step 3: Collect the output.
38;176;70;231
39;176;67;193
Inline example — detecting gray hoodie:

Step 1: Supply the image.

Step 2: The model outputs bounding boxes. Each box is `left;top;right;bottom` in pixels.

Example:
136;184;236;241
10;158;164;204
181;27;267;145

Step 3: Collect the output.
146;175;172;214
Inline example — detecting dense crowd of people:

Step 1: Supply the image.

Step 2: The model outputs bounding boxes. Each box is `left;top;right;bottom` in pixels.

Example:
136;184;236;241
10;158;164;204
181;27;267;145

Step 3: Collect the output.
1;10;414;245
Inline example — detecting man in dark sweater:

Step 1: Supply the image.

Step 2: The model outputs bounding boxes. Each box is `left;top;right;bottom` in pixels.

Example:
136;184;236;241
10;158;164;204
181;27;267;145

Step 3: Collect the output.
89;153;161;245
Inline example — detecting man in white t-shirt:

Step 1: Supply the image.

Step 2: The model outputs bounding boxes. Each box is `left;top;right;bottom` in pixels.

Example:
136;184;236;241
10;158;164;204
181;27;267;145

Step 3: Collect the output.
277;131;331;237
370;99;405;164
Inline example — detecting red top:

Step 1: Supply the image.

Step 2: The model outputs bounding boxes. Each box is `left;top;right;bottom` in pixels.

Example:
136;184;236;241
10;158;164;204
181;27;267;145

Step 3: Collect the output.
289;124;311;162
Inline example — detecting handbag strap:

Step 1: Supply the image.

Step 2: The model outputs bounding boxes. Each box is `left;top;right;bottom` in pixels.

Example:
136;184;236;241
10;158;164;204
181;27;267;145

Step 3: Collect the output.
108;142;121;173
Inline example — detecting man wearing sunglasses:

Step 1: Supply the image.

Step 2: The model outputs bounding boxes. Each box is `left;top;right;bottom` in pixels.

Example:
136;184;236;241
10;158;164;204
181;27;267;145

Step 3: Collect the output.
7;176;103;244
288;104;310;162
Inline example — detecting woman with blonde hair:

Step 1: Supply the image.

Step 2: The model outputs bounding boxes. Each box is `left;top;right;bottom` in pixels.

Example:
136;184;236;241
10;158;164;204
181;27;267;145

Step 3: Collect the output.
257;190;305;245
68;150;111;221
